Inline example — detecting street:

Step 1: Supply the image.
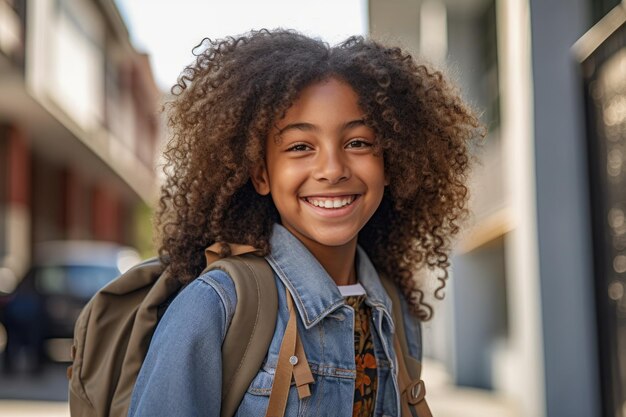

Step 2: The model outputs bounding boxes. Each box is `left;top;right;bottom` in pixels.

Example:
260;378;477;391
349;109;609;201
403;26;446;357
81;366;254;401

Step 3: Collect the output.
0;356;69;417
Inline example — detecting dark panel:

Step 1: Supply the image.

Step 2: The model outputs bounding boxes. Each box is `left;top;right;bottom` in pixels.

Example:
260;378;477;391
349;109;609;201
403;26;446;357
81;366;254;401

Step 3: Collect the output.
582;15;626;417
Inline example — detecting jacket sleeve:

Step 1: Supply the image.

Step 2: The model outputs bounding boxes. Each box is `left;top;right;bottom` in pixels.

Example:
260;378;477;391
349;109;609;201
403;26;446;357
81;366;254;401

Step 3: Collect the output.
128;270;237;417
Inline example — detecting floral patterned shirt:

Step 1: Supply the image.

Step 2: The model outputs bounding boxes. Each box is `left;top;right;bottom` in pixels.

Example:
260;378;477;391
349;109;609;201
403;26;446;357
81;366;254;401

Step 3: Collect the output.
345;294;377;417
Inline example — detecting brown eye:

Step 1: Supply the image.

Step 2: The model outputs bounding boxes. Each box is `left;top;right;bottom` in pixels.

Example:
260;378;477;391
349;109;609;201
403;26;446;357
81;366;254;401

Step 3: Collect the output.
287;143;311;152
346;139;372;149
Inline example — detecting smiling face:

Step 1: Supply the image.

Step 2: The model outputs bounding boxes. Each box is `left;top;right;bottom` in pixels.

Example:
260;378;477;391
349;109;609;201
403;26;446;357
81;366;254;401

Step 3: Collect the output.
251;77;386;257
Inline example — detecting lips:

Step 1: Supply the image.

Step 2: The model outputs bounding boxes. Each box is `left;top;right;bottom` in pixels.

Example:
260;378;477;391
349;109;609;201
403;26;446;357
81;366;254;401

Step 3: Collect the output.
303;195;357;209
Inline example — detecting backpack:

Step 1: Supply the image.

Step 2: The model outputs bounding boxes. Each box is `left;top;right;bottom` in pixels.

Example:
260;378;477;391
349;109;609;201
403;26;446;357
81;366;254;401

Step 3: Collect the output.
68;253;277;417
68;251;432;417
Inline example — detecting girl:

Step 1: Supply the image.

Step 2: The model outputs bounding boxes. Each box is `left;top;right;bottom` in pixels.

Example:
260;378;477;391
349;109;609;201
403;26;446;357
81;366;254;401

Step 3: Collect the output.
129;29;480;417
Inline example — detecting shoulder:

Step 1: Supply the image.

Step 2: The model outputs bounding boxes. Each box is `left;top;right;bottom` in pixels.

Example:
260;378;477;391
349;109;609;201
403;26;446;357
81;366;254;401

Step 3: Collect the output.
194;269;238;317
158;269;238;340
130;272;236;416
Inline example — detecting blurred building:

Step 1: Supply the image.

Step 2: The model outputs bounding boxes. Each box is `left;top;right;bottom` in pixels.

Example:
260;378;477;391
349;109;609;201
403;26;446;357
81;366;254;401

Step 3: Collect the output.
370;0;625;416
0;0;160;293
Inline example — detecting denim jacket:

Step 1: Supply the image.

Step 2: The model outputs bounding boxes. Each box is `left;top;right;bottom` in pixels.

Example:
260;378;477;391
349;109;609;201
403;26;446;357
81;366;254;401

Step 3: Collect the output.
128;224;423;417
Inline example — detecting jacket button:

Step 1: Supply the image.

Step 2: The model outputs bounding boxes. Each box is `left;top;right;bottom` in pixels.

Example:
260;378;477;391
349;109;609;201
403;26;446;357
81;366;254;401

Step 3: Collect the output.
289;355;298;365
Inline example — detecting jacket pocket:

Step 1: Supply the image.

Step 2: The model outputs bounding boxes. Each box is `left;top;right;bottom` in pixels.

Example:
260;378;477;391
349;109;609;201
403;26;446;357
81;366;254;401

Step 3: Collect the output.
246;367;275;396
235;367;301;417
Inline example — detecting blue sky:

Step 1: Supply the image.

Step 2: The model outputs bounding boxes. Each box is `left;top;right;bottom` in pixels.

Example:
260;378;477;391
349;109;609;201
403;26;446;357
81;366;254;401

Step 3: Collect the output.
115;0;368;91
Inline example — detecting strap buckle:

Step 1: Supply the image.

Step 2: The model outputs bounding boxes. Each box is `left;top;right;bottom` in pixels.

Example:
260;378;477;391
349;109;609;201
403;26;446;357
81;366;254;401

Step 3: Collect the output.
406;379;426;405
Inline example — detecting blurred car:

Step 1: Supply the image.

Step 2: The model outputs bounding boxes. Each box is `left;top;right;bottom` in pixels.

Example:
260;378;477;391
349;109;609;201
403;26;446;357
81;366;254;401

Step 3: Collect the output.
1;241;140;373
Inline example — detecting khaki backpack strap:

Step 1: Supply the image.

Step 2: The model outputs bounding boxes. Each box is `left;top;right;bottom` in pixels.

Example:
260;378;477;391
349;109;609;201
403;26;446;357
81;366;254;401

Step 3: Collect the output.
209;254;278;417
394;336;432;417
265;289;313;417
379;275;433;417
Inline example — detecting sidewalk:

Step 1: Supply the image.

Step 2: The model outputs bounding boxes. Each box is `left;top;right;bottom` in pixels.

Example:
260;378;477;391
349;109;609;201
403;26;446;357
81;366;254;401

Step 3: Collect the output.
0;400;68;417
422;359;521;417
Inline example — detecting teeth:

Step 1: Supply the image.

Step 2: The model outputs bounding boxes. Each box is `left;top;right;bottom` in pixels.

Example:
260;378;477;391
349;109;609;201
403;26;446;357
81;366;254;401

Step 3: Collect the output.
306;196;356;209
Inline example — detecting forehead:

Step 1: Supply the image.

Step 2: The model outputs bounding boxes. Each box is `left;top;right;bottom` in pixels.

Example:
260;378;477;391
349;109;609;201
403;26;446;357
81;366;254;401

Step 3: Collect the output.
276;77;365;126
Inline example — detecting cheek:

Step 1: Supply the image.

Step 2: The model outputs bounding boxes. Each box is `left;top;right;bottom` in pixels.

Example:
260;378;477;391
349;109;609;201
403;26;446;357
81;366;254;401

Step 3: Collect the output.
272;164;305;180
368;157;387;189
267;159;309;188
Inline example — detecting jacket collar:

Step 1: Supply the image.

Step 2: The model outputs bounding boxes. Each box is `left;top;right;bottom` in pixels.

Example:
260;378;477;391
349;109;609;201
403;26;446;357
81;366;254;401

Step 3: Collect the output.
265;224;394;330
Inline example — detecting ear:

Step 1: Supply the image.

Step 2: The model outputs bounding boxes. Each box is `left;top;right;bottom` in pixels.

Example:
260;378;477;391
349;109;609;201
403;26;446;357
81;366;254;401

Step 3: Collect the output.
250;162;271;196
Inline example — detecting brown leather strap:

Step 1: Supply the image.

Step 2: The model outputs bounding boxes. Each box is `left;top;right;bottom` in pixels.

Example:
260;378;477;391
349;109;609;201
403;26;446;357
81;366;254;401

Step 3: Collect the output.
204;242;263;266
265;289;314;417
265;290;297;417
293;332;314;398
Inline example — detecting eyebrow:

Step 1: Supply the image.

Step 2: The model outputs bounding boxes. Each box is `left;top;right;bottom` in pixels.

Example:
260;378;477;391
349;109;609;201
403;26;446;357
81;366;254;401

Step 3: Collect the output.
277;118;367;135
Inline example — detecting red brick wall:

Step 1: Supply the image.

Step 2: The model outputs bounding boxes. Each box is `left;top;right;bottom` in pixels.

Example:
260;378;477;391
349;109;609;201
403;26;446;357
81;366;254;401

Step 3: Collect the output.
7;125;29;207
91;183;121;242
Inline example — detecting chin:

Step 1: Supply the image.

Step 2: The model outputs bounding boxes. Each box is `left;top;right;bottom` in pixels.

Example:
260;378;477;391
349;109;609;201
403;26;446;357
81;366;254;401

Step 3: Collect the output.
306;229;360;248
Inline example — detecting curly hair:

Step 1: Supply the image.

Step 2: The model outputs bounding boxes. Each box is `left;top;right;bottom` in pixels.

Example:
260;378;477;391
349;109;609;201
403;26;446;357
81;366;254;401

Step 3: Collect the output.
156;29;481;320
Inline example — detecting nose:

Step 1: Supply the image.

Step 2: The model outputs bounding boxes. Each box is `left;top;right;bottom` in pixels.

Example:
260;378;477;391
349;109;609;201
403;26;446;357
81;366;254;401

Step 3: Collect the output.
313;147;350;184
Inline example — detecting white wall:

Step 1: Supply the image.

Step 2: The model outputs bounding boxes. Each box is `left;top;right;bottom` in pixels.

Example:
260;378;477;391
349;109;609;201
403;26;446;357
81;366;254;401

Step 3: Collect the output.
27;0;105;132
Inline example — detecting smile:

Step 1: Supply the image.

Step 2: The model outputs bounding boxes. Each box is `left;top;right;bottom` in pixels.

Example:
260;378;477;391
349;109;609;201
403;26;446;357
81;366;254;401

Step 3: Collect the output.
303;195;358;209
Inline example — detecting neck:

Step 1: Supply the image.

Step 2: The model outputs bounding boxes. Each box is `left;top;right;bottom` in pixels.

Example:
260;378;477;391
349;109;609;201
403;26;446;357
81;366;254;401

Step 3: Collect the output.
296;236;358;286
314;242;357;286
